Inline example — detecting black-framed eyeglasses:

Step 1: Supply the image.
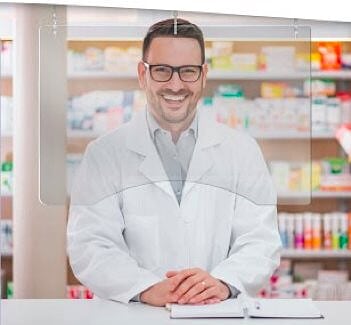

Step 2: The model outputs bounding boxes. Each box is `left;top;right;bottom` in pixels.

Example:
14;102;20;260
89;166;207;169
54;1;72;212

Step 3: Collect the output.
143;62;203;82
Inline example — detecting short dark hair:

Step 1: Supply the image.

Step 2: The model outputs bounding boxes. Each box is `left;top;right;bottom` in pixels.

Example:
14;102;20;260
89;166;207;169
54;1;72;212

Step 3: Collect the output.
142;18;205;64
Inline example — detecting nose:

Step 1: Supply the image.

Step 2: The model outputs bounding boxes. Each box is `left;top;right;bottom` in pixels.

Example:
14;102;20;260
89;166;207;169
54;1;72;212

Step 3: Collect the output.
166;70;184;92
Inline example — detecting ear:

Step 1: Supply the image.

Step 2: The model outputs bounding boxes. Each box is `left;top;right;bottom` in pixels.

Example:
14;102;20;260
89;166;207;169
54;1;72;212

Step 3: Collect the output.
137;61;147;89
201;63;208;89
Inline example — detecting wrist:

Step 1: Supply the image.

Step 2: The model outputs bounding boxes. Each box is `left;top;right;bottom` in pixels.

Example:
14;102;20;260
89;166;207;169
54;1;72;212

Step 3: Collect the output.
219;280;231;299
140;289;149;303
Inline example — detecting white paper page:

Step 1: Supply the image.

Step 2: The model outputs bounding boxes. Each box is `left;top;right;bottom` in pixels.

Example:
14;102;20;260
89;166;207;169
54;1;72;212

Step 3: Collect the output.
246;298;323;318
170;299;244;318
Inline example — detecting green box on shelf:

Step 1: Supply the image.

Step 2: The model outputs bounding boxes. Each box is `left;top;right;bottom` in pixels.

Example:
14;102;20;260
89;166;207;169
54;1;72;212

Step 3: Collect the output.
7;281;13;299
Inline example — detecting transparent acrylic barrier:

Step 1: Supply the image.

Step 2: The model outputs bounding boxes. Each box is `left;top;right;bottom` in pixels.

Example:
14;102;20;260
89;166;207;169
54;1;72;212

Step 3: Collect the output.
39;25;312;207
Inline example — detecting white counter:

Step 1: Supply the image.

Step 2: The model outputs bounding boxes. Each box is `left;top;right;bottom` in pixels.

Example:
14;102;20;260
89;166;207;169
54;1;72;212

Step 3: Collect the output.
1;299;350;325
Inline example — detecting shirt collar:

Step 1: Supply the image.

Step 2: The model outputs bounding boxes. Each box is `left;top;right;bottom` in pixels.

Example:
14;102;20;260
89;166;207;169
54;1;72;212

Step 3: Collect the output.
146;108;198;141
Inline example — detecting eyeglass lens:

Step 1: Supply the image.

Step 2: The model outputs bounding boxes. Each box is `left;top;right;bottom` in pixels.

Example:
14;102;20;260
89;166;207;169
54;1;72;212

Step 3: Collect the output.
150;65;201;82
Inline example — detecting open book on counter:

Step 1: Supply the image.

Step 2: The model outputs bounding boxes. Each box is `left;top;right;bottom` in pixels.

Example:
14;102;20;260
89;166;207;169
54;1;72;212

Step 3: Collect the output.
169;297;323;319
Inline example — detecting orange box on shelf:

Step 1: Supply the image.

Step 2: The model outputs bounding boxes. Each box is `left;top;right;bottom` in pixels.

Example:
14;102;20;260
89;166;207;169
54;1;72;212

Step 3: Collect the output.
317;42;342;70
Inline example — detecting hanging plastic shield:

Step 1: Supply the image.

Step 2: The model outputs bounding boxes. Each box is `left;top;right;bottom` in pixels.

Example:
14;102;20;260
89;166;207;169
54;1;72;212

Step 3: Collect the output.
39;24;312;207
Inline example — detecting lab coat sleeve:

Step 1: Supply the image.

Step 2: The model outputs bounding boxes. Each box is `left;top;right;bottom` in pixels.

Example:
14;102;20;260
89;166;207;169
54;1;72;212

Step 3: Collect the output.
67;142;161;304
210;136;282;297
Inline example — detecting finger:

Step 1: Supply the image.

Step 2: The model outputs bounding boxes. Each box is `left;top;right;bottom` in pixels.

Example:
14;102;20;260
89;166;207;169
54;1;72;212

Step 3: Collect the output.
169;269;200;291
188;296;219;305
173;273;206;300
177;279;207;304
175;274;217;300
204;298;220;304
166;292;180;304
189;300;206;306
188;286;218;304
165;270;179;278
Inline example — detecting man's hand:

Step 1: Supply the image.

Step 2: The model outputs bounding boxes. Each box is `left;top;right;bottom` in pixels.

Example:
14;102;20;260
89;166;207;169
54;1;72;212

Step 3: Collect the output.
166;268;230;305
139;278;179;307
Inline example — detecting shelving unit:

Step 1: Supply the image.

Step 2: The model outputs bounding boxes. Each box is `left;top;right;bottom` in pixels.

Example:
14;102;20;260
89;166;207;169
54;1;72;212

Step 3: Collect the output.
67;129;336;140
5;69;351;80
63;37;351;290
279;191;351;199
281;249;351;259
3;21;351;298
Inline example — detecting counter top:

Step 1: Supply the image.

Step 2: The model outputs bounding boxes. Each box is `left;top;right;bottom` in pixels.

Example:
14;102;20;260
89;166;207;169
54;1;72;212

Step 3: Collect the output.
1;299;350;325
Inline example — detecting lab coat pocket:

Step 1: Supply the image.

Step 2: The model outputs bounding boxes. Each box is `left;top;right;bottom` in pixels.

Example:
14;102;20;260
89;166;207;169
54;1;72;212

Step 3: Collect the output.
124;215;160;270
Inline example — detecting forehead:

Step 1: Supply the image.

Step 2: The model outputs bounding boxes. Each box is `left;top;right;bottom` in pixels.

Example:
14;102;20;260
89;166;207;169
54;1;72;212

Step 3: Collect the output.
146;37;202;65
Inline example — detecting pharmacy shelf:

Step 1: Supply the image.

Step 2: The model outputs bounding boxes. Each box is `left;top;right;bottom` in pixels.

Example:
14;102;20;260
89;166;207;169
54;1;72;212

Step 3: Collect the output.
313;191;351;198
66;70;311;80
1;195;12;198
0;73;12;79
279;191;351;199
311;131;336;139
68;70;138;79
66;70;351;80
312;70;351;79
253;131;335;140
67;129;335;140
5;70;351;80
209;70;312;80
281;249;351;259
0;134;13;140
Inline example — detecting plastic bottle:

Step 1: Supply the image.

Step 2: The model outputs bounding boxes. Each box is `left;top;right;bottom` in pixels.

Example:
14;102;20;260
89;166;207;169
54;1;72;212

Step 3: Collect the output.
304;213;312;249
326;97;341;131
312;97;327;132
331;213;340;250
338;93;351;124
278;214;288;248
348;213;351;250
294;214;304;249
1;160;13;195
286;215;295;249
339;213;348;250
323;214;332;250
312;214;322;250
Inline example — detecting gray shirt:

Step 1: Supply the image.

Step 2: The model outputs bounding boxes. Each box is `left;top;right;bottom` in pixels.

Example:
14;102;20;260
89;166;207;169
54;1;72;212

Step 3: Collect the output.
146;110;197;204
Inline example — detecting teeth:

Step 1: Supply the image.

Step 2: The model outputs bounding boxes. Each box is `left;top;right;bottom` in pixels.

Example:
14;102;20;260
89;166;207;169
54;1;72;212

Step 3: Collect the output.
162;95;186;101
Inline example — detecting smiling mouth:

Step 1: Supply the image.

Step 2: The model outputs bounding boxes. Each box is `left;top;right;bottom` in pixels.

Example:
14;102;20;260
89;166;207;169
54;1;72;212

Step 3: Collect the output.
161;94;188;104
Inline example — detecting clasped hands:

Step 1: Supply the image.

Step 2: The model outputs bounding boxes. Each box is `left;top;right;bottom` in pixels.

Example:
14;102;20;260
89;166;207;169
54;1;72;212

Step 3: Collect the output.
140;268;230;307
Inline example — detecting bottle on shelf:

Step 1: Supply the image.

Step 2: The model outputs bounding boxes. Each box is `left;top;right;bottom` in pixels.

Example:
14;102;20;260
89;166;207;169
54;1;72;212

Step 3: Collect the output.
331;214;340;250
294;215;304;249
312;214;322;250
323;214;332;250
340;213;349;249
303;213;312;249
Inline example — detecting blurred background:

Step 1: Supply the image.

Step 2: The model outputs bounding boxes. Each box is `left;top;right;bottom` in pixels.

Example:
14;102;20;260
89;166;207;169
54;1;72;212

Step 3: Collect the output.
1;3;351;301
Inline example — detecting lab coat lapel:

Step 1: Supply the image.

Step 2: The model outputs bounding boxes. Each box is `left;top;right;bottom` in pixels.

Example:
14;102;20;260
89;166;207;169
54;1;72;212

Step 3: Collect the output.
182;111;223;199
126;111;178;204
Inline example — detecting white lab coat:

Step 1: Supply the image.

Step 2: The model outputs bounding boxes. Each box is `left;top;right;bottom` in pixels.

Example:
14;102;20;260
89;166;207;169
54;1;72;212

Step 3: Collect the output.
67;109;281;304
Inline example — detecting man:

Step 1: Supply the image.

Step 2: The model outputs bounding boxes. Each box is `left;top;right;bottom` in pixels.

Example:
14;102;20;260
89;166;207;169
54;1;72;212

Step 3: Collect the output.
67;19;281;307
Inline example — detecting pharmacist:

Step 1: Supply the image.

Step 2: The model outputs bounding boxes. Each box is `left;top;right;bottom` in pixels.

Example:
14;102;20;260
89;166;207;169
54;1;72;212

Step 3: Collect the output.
67;19;281;307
